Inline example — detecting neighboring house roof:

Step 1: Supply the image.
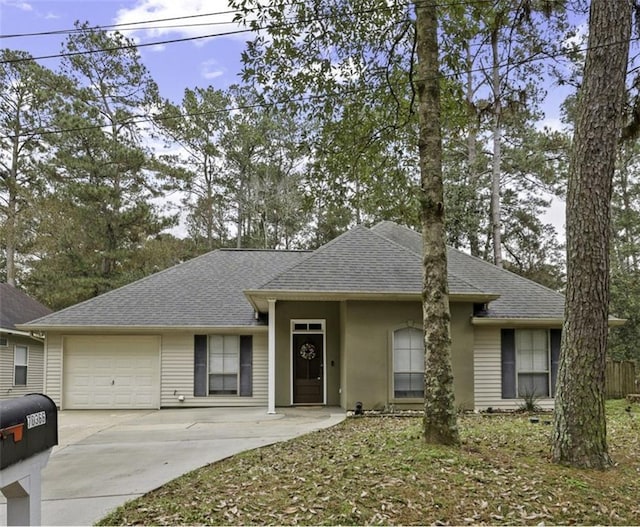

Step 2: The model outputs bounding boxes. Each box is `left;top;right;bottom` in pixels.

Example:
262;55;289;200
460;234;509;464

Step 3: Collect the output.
371;221;565;319
21;221;567;330
0;284;52;333
22;250;308;329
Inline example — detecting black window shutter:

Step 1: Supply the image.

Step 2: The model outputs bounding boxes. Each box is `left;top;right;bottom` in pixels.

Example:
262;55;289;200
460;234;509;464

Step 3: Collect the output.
550;329;562;397
239;335;253;397
194;335;208;397
501;329;516;399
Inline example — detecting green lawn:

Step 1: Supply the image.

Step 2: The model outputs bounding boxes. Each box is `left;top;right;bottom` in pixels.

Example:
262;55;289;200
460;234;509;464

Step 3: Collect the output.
98;400;640;526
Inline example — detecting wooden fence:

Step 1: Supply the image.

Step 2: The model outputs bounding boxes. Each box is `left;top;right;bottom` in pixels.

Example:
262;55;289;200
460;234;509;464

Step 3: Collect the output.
605;360;637;399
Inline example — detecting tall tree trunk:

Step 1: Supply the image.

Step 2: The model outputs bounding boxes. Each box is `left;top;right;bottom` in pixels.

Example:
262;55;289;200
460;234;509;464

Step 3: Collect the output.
552;0;631;469
490;28;503;268
6;134;20;286
465;43;481;258
414;0;459;446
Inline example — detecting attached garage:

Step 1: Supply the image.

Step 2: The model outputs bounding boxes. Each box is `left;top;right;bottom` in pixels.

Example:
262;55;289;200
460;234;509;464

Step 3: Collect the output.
63;335;160;409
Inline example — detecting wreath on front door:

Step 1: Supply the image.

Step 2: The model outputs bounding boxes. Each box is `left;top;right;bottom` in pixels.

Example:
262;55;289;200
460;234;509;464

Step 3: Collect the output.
299;342;317;360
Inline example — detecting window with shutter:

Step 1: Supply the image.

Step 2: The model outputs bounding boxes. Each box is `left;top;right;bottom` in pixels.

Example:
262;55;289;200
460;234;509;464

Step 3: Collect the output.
501;329;561;399
194;335;253;397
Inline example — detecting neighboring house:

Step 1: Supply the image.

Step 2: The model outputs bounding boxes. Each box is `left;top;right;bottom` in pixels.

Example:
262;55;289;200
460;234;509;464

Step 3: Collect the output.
19;221;618;412
0;283;53;398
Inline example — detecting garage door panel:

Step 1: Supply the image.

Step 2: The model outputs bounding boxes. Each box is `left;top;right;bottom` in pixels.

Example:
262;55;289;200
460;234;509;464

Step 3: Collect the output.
64;336;160;409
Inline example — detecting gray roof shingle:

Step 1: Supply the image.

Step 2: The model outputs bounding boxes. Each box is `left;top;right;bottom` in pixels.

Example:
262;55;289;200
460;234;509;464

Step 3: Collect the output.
23;250;308;328
23;221;565;329
0;284;52;331
257;225;487;296
371;221;565;318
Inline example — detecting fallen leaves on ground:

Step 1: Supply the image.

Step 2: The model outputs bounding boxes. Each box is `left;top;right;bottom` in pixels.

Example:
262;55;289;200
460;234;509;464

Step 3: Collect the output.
97;400;640;526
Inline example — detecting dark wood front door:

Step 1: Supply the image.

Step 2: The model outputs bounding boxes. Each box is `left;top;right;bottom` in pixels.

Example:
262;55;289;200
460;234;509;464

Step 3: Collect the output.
293;333;324;404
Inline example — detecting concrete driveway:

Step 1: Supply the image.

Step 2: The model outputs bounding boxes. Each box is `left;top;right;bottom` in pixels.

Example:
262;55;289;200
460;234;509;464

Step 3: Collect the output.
0;406;345;526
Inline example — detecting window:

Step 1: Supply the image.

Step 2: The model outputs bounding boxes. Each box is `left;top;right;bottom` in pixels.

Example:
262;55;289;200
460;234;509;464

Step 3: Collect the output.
501;328;561;399
194;335;253;397
393;327;424;398
14;345;28;386
516;330;549;397
0;336;8;347
209;335;240;395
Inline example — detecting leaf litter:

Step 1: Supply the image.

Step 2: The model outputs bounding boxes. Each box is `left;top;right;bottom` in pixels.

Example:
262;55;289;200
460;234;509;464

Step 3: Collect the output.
98;400;640;526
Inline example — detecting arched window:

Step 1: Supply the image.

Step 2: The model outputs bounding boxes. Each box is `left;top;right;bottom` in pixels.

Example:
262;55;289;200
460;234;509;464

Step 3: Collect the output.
393;327;424;398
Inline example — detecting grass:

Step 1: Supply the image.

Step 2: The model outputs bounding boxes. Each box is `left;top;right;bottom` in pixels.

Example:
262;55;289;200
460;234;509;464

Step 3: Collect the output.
97;400;640;526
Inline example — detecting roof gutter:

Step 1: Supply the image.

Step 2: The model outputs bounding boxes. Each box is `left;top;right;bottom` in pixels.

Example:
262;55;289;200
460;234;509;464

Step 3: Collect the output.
15;324;269;333
244;289;500;313
0;327;43;339
471;317;627;328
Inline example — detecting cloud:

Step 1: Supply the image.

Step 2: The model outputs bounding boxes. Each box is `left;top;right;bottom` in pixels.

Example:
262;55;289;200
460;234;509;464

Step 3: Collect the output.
114;0;247;44
1;0;33;11
201;59;224;80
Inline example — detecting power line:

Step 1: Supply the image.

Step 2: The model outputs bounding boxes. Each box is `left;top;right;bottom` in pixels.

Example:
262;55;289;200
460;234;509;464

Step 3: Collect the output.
0;0;509;41
1;23;622;142
0;3;411;65
0;8;243;39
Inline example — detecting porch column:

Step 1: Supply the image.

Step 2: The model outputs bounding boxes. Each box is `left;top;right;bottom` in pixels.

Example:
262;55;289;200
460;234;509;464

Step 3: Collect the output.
267;298;277;414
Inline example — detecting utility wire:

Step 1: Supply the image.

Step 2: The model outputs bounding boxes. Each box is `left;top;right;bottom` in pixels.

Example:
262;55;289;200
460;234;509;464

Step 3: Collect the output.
0;0;522;40
0;3;413;64
0;27;623;142
0;8;243;39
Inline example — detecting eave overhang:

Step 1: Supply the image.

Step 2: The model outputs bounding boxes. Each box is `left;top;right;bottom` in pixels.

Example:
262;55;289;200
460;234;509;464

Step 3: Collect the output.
15;324;269;334
244;289;500;313
471;317;627;328
0;327;41;338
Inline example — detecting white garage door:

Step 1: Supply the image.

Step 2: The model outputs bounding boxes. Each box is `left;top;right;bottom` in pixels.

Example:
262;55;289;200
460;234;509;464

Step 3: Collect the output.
63;335;160;409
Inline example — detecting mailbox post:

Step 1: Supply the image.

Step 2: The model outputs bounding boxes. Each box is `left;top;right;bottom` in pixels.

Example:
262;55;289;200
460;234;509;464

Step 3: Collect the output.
0;394;58;526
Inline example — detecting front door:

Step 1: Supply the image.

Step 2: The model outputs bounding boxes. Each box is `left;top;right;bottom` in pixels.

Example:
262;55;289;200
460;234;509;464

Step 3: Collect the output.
293;332;324;404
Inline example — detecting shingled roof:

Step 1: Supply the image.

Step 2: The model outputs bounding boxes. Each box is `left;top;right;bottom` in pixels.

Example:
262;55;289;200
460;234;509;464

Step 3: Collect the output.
22;221;565;329
23;250;308;328
371;221;565;319
256;225;487;296
0;284;52;332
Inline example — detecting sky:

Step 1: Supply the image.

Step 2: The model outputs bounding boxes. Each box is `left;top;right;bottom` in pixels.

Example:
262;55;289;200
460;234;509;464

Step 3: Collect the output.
0;0;248;103
0;0;568;238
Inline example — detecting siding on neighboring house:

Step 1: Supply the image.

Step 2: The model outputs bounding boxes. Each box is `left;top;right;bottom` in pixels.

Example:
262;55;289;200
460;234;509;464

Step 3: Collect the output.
473;326;554;411
44;333;63;406
160;331;268;407
0;334;45;398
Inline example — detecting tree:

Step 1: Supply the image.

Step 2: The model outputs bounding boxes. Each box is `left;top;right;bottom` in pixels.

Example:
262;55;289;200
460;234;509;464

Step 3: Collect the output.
552;0;632;469
439;2;568;266
221;86;309;249
155;87;231;251
608;142;640;361
231;0;460;443
0;50;66;285
26;23;176;305
415;1;459;445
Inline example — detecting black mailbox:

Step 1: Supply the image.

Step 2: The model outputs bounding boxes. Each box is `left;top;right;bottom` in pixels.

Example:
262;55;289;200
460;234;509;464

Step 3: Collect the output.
0;394;58;470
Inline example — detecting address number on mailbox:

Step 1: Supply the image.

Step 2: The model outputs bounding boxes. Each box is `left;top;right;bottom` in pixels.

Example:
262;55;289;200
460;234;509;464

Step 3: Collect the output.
26;411;46;429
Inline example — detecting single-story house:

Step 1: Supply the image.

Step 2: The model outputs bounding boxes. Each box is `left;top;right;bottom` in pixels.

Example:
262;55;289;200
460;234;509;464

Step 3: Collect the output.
0;283;52;398
20;221;590;412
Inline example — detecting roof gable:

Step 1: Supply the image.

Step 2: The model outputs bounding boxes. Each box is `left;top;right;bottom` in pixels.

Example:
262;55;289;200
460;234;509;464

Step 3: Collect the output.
257;225;427;293
371;221;564;319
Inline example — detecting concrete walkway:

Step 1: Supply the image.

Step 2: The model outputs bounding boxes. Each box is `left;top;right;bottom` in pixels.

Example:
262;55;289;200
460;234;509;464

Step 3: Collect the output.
0;406;345;526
